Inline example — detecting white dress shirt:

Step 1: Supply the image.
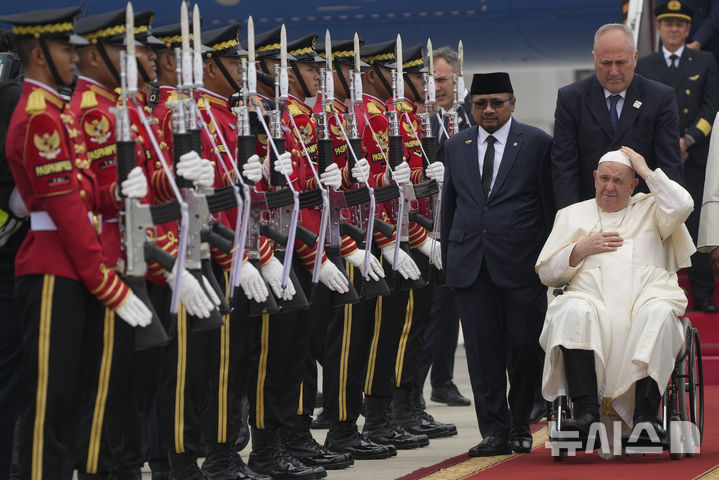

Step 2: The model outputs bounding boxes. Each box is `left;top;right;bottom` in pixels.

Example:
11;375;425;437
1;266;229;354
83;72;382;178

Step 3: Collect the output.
476;117;512;195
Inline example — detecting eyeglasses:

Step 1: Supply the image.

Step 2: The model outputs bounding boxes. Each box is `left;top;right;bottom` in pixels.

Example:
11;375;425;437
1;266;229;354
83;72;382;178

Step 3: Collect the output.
472;96;514;109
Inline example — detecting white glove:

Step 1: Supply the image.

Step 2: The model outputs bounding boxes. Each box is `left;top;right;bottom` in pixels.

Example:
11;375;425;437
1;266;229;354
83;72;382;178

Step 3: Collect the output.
380;244;421;280
9;187;28;218
262;151;293;181
320;163;342;189
164;267;219;318
344;249;385;281
239;261;269;303
242;154;263;184
318;261;350;293
425;162;445;184
120;166;148;199
115;291;152;327
385;161;411;186
195;160;215;188
351;158;371;183
176;150;205;181
260;256;296;301
417;238;442;270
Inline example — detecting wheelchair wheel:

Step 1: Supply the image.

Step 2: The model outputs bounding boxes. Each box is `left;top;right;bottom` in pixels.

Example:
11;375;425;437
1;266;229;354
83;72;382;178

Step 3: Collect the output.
687;327;704;452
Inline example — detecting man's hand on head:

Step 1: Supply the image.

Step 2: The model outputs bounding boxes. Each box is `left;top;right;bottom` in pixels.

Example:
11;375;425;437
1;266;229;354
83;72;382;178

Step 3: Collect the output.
619;146;652;179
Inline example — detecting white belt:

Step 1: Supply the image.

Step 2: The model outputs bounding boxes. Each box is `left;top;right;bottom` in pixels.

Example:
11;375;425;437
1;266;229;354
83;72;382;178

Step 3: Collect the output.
31;211;103;233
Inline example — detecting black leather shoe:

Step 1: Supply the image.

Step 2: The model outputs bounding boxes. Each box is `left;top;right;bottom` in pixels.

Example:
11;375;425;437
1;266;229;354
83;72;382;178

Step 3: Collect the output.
286;431;353;470
509;425;532;453
468;436;511;457
626;418;667;446
430;381;471;406
325;422;392;460
560;412;599;439
694;298;719;313
229;451;272;480
310;410;329;430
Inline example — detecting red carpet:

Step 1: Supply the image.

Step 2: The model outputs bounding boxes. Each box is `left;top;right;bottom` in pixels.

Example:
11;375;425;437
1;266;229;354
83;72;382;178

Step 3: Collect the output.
398;386;719;480
678;270;719;384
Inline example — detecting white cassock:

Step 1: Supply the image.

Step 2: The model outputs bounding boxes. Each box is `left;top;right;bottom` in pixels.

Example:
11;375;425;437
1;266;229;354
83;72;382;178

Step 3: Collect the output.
536;168;695;428
698;112;719;251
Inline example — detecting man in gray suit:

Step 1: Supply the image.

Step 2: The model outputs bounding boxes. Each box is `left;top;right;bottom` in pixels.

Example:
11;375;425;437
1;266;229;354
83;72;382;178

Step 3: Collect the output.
637;1;719;311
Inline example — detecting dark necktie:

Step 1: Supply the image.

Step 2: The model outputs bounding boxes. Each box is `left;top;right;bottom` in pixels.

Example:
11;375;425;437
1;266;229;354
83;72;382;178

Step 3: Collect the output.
608;94;621;132
669;53;678;70
482;135;496;200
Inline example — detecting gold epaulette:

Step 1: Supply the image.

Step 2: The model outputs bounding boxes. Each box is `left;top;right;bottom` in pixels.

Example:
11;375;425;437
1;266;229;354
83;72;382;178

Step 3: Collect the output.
81;90;98;110
288;103;302;116
25;90;47;114
367;102;381;115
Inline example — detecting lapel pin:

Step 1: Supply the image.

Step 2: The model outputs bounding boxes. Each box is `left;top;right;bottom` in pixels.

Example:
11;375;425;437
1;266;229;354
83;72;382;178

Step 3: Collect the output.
465;139;473;144
633;100;642;109
513;142;518;147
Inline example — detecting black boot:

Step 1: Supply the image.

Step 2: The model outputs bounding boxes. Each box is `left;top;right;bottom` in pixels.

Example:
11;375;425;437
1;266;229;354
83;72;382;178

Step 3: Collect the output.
168;451;204;480
228;451;271;480
630;376;665;445
247;427;317;480
392;385;457;438
310;409;329;429
285;416;353;470
235;395;251;453
201;443;241;480
325;420;392;460
362;394;429;449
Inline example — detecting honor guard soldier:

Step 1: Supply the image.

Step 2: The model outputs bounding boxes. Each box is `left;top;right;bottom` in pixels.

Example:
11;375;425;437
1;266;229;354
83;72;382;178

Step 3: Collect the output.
70;8;214;479
384;44;457;440
355;39;429;451
0;6;155;479
311;37;395;460
195;22;272;480
280;32;357;472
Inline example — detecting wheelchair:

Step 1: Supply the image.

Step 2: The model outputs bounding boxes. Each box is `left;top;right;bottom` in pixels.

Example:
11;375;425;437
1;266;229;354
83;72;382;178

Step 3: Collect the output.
547;316;704;461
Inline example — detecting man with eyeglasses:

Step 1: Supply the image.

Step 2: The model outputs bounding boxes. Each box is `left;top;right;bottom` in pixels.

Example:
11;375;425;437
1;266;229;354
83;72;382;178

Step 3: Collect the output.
551;23;684;211
439;72;555;457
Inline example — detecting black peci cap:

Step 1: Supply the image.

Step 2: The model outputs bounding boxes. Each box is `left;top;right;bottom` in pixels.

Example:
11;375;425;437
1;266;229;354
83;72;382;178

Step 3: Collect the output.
470;72;513;95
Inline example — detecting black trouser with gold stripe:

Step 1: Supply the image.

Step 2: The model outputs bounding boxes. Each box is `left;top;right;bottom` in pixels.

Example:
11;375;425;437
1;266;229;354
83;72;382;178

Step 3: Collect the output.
323;263;378;423
202;265;255;446
159;303;216;455
364;256;410;397
295;266;336;419
395;254;435;390
76;305;165;475
14;274;104;480
247;304;305;430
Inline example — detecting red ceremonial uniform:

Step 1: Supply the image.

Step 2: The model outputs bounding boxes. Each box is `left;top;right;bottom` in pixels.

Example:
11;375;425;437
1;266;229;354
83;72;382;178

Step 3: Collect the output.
7;79;129;309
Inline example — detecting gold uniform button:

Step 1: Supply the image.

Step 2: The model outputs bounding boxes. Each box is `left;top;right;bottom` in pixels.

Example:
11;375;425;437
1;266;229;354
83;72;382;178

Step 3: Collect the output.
155;161;162;169
76;173;83;181
686;89;691;95
80;189;87;198
684;108;689;114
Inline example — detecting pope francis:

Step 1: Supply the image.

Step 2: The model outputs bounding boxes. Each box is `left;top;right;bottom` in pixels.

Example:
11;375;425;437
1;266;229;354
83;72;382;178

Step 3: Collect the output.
536;146;695;444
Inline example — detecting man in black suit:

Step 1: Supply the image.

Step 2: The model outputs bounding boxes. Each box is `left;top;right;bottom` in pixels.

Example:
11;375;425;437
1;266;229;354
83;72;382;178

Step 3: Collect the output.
637;1;719;312
420;46;473;408
430;47;475;148
552;23;684;209
440;72;554;456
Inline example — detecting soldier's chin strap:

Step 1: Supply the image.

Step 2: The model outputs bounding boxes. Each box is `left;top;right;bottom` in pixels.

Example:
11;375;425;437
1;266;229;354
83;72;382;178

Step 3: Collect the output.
38;38;66;88
335;62;351;100
212;56;242;98
404;72;422;104
290;60;312;99
372;63;393;101
96;42;122;87
259;57;271;75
